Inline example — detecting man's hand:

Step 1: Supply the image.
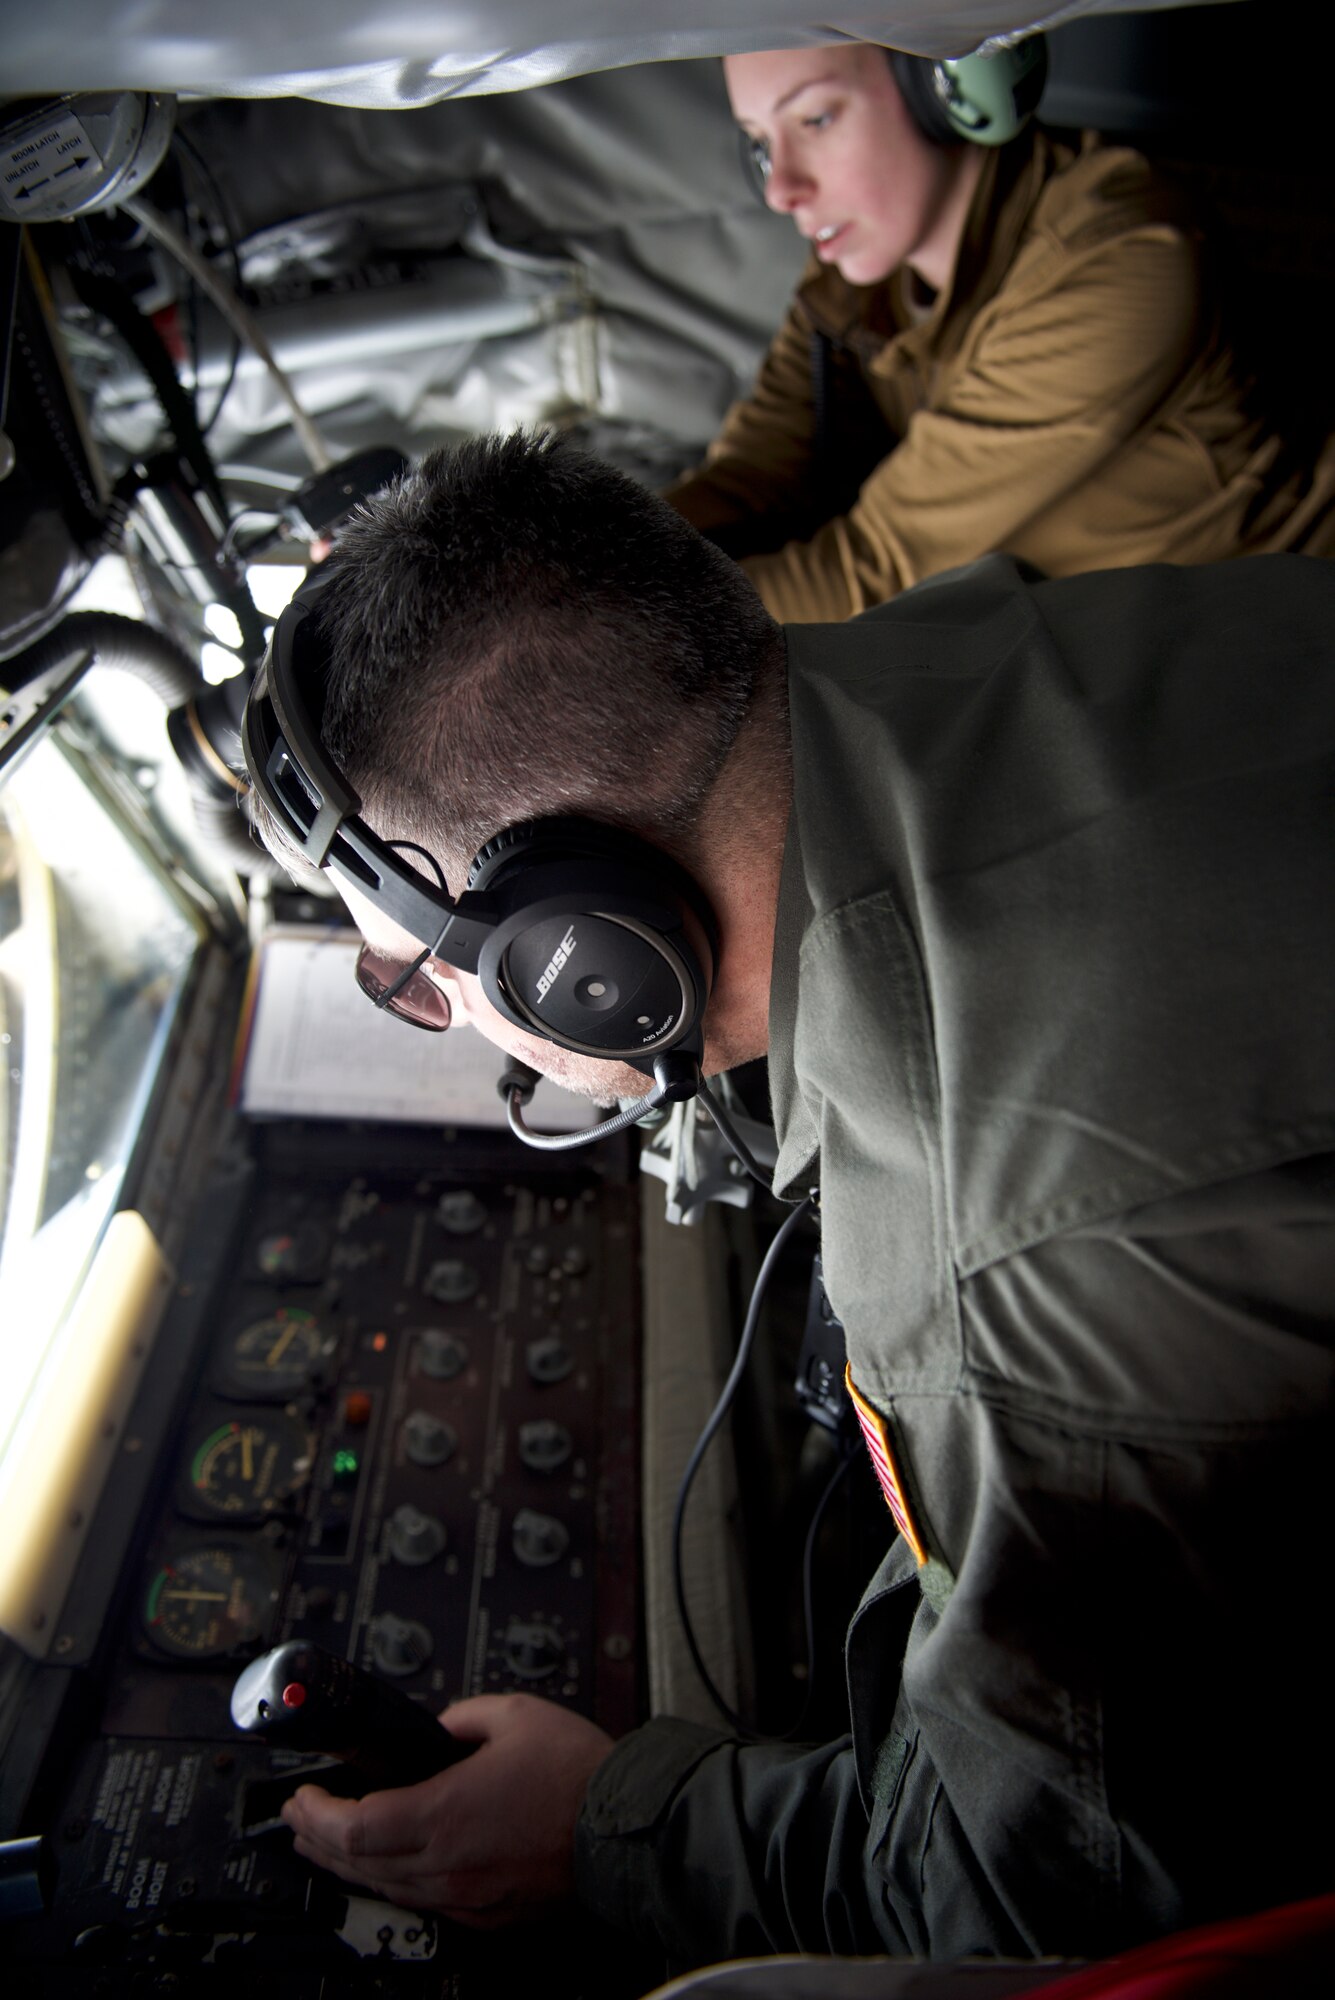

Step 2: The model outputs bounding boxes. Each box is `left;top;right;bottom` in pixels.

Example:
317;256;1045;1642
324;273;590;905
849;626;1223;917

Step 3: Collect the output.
280;1693;614;1926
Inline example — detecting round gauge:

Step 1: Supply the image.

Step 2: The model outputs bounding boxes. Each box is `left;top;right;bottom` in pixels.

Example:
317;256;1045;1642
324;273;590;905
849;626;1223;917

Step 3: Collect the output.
142;1545;278;1660
436;1189;486;1236
183;1411;314;1521
255;1222;329;1283
220;1307;330;1399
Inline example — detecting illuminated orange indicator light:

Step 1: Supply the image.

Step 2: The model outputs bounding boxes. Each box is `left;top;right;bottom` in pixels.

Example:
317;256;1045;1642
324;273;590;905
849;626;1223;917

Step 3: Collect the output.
343;1391;372;1426
372;1332;388;1353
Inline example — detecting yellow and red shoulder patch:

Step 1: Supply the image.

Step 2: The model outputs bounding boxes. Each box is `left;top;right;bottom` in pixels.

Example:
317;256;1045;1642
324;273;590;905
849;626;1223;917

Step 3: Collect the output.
844;1364;928;1568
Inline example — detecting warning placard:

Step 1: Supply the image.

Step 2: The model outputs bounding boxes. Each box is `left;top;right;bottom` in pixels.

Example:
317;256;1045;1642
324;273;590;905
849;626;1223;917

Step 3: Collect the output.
3;110;103;212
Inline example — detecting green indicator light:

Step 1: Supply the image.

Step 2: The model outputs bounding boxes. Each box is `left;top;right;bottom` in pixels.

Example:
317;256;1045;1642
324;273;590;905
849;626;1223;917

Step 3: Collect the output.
332;1449;359;1479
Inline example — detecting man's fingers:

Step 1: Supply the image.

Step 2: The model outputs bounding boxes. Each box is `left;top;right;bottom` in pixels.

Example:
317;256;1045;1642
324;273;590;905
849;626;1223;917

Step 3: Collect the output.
287;1829;373;1889
287;1825;503;1917
283;1781;433;1861
434;1694;525;1740
278;1695;607;1925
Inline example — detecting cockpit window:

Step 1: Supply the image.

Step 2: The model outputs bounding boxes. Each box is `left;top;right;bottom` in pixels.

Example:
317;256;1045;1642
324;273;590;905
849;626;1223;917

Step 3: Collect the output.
0;727;203;1463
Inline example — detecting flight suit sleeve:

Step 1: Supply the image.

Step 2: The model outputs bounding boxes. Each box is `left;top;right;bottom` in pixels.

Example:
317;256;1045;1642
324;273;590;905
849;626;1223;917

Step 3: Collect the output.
669;223;1206;623
572;1716;913;1968
572;1163;1335;1973
663;298;824;553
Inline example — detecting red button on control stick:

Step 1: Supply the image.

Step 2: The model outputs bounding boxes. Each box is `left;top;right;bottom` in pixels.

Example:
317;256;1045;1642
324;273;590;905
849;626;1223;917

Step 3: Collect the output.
281;1682;307;1709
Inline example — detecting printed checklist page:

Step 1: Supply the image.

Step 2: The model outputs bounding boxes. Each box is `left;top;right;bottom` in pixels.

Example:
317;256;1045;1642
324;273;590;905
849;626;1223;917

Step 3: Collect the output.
237;928;597;1132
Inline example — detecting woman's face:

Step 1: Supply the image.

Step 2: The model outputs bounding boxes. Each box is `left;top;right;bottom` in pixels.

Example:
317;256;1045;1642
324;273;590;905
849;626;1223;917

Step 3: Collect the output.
725;44;974;291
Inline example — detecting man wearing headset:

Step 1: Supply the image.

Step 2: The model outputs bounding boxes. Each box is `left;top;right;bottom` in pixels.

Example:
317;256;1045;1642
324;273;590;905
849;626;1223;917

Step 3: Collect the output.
665;41;1335;622
252;432;1335;1975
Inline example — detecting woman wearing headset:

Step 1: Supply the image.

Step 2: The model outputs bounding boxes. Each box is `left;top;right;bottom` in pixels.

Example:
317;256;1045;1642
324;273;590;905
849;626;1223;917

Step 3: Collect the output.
665;41;1334;621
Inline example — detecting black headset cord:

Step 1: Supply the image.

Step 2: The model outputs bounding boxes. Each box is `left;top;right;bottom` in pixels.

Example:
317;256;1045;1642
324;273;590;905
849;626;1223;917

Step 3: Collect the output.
670;1193;817;1736
504;1057;839;1733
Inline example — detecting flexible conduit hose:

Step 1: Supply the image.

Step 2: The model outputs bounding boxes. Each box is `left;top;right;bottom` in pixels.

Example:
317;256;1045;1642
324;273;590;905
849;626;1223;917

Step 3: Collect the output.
4;609;203;707
3;610;271;877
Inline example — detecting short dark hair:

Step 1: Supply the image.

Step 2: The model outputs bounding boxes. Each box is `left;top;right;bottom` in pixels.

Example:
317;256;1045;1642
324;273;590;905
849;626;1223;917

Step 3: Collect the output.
301;430;781;884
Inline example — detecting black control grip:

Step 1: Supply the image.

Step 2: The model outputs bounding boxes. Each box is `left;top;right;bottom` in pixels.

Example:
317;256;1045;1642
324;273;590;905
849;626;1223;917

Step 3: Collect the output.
231;1641;472;1788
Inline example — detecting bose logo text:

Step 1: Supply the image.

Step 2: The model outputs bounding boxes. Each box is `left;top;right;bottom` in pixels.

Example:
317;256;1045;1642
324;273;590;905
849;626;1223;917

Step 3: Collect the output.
536;926;578;1002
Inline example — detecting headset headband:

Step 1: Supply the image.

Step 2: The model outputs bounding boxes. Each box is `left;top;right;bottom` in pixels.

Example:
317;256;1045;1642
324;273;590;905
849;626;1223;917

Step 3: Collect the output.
241;580;497;973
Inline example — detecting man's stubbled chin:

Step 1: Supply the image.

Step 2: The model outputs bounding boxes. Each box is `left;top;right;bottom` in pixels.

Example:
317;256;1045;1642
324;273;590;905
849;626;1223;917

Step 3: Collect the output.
507;1033;655;1106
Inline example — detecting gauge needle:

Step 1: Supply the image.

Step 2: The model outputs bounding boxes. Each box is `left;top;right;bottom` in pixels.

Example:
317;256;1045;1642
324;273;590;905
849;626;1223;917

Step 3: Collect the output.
267;1321;298;1368
241;1429;255;1479
162;1588;228;1604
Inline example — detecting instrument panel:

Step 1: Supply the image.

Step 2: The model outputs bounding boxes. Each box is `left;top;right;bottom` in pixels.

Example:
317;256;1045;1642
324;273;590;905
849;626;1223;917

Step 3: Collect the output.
6;1117;645;1997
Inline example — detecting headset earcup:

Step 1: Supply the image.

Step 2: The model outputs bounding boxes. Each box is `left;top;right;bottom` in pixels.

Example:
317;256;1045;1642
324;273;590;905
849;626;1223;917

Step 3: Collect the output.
462;817;716;1065
890;39;1047;149
466;822;535;891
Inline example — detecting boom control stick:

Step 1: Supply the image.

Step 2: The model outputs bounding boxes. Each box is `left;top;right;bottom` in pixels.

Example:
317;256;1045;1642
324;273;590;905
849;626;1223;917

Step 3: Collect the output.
231;1641;473;1788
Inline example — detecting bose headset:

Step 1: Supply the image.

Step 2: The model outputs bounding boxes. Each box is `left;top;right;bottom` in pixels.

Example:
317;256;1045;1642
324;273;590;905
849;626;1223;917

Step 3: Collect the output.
240;568;753;1153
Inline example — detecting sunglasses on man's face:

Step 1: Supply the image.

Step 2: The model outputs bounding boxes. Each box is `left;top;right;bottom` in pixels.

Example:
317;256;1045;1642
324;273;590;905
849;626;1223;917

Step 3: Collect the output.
354;943;453;1031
